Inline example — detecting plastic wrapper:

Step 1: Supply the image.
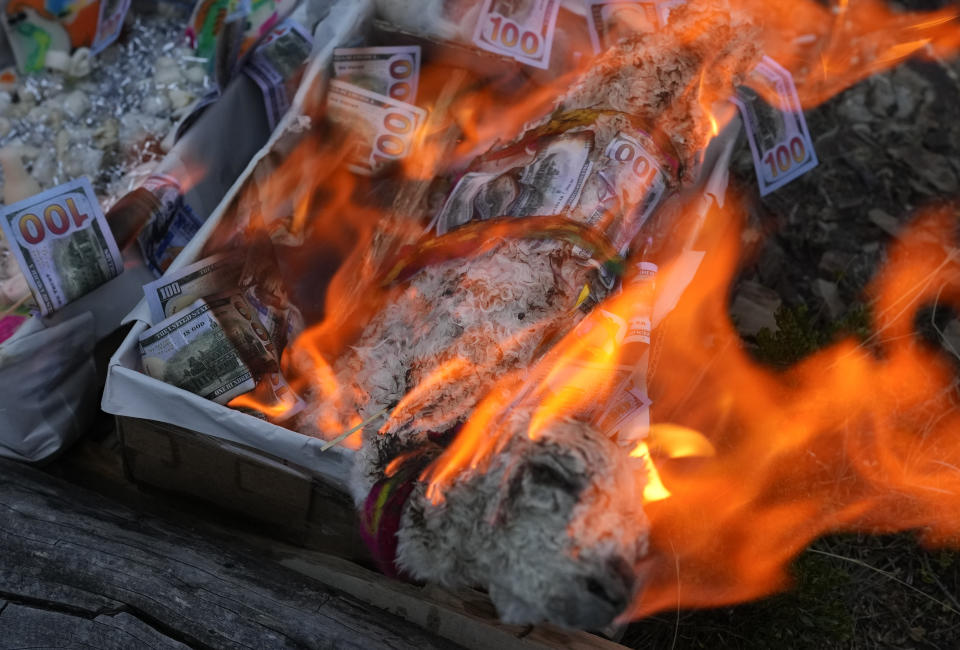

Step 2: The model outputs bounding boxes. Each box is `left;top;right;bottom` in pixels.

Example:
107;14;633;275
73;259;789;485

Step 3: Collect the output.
0;6;210;461
186;0;299;68
1;0;130;74
0;311;97;462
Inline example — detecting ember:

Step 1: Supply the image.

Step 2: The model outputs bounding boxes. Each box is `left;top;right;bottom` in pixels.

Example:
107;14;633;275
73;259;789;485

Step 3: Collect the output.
151;0;960;630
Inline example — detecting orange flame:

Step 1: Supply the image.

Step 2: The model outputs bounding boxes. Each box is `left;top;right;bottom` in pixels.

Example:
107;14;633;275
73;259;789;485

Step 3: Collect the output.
631;442;672;503
737;0;960;108
208;0;960;620
621;200;960;618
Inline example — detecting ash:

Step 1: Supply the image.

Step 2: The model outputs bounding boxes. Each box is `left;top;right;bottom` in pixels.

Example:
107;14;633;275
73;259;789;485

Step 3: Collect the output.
0;10;209;204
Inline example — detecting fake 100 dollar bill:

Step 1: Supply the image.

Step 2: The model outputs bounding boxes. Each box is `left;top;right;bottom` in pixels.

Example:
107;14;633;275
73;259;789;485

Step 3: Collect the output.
472;0;560;70
733;56;818;196
333;45;421;104
139;293;305;417
0;177;122;316
142;253;241;323
244;19;315;131
326;79;427;176
585;0;685;53
139;294;274;404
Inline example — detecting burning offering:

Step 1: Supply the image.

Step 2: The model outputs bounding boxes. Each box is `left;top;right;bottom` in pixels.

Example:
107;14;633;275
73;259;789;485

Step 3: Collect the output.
116;0;960;634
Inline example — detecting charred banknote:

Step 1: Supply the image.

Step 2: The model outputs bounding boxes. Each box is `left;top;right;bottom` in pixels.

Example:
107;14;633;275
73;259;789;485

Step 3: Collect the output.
139;294;279;404
143;253;242;323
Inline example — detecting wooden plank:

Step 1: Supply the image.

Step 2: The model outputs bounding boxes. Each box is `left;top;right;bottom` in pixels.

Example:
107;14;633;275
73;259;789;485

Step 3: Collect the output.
0;458;455;649
272;549;628;650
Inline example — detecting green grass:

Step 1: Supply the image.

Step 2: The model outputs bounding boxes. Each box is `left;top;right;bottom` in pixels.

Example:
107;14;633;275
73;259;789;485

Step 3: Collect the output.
753;303;872;368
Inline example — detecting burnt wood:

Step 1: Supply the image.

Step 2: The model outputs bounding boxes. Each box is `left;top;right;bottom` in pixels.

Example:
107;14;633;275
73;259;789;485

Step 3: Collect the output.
0;458;455;649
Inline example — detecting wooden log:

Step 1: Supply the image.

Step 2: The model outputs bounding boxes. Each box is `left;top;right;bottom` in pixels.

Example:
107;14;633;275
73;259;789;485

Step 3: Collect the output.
50;429;627;649
0;458;454;649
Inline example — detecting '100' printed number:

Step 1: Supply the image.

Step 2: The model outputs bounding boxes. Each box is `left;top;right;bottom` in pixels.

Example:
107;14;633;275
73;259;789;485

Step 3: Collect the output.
483;13;543;57
764;136;807;179
609;139;658;186
371;110;416;168
18;197;89;245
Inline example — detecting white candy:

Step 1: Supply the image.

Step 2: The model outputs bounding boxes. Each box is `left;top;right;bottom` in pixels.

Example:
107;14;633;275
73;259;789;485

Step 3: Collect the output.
141;93;172;116
44;48;92;77
30;152;57;187
154;68;183;86
184;66;206;85
93;118;119;149
70;48;93;78
154;56;182;85
55;129;71;159
167;88;195;110
61;90;90;119
27;104;62;126
19;87;40;107
119;112;168;147
63;144;104;178
0;92;11;116
0;148;42;203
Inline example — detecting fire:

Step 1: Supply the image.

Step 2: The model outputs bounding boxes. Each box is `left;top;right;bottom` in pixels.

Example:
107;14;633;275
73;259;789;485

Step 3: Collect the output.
626;201;960;618
734;0;960;108
217;0;960;622
631;442;672;503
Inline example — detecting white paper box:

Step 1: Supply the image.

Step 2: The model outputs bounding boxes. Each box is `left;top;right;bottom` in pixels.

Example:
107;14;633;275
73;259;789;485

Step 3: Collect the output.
102;0;374;490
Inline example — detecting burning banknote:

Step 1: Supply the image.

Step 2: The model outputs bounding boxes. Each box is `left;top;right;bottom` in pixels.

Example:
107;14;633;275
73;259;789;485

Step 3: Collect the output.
138;243;305;417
